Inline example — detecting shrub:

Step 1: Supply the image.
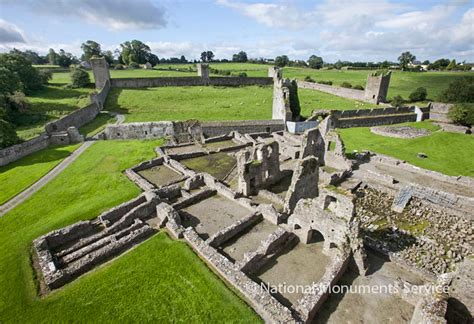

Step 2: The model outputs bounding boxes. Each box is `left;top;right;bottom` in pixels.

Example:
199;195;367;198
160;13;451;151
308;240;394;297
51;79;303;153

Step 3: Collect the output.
8;91;29;111
0;118;20;148
238;72;247;77
391;95;405;107
128;62;139;69
448;103;474;126
38;70;52;84
304;76;315;82
0;53;45;93
318;80;332;85
70;68;90;88
114;64;124;70
340;82;352;88
439;77;474;103
409;87;428;102
353;85;364;90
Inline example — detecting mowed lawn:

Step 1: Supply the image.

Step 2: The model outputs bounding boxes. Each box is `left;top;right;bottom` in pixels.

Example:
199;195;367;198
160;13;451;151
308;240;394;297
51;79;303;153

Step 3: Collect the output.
0;144;79;205
339;121;474;177
0;139;260;322
105;85;273;121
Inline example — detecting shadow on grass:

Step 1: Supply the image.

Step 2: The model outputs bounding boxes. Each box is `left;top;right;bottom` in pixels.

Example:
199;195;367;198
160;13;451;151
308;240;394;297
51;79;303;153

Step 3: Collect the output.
0;146;72;171
104;88;129;115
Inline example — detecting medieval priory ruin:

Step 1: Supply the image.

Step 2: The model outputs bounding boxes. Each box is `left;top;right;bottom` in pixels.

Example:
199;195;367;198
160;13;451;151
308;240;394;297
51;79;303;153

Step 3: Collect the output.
5;58;470;323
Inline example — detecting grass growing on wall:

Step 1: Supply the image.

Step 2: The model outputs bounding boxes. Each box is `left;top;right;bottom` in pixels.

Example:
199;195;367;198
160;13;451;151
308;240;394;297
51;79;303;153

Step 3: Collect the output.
338;121;474;177
0;144;80;205
0;139;260;322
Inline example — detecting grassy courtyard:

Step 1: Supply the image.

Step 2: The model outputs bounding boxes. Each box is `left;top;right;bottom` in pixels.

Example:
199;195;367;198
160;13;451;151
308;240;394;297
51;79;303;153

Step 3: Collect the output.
339;121;474;177
0;144;79;205
0;139;260;322
105;85;273;122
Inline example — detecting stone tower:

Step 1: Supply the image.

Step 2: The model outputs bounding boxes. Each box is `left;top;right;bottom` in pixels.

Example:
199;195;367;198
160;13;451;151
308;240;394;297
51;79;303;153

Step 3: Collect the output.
364;71;391;104
197;63;209;78
90;57;110;89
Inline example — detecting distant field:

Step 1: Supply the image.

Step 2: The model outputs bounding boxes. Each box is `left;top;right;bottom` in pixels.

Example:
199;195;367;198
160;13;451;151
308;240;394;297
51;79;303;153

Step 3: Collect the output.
299;89;378;114
0;139;259;322
105;85;273;121
339;121;474;177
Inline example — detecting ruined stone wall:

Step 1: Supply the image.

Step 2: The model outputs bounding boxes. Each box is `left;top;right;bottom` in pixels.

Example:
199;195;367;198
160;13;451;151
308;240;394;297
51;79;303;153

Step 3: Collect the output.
330;107;420;128
297;80;366;102
104;122;174;140
90;57;110;89
110;76;272;88
201;120;284;137
364;72;391;104
429;102;453;123
0;133;50;166
272;77;293;122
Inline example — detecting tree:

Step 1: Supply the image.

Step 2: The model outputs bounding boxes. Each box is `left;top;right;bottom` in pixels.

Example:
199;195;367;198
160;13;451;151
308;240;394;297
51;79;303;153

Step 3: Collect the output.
145;53;159;66
70;68;90;88
439;77;474;103
422;60;430;65
200;51;207;62
206;51;214;62
308;55;323;69
232;51;248;63
0;53;45;93
0;118;20;148
56;49;76;67
81;40;102;61
398;51;416;70
119;40;155;65
180;55;187;63
102;50;115;65
274;55;289;67
391;95;405;107
446;59;457;70
48;48;58;65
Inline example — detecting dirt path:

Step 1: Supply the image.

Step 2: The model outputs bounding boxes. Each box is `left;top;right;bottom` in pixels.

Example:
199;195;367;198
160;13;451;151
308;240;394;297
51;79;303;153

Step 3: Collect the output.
0;141;95;217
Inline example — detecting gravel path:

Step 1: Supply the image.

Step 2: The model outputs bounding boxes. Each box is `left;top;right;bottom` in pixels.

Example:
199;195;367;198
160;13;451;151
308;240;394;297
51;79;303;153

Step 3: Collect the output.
0;141;95;217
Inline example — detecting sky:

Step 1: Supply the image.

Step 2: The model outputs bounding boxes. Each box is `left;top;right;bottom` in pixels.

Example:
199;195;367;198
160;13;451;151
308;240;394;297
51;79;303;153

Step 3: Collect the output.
0;0;472;63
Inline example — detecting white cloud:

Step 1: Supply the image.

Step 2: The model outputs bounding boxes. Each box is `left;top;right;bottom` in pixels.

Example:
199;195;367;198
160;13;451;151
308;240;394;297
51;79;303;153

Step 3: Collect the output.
0;0;167;30
216;0;315;29
0;19;26;43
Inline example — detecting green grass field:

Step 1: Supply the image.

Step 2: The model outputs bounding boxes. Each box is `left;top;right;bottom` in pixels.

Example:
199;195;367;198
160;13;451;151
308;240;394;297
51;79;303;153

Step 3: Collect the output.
0;139;260;322
79;112;116;138
339;121;474;176
0;144;79;205
105;86;273;121
299;88;377;114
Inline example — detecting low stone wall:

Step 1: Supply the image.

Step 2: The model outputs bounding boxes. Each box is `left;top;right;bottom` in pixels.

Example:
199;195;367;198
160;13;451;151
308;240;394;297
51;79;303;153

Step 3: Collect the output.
111;76;272;88
332;107;414;118
429;102;453;123
297;80;366;102
104;122;174;140
334;113;417;128
0;133;50;166
201;120;284;137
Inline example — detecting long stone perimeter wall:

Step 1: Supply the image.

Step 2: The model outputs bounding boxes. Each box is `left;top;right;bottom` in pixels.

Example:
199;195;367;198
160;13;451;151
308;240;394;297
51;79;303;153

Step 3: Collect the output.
201;120;285;137
110;76;273;88
0;81;110;167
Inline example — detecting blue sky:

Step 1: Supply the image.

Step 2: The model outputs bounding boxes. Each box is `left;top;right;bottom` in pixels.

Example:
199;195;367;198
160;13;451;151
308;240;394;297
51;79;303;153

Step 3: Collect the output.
0;0;472;62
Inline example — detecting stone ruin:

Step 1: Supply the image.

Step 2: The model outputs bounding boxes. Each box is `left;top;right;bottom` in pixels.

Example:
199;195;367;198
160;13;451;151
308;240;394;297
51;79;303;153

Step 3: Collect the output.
15;57;469;323
364;70;391;104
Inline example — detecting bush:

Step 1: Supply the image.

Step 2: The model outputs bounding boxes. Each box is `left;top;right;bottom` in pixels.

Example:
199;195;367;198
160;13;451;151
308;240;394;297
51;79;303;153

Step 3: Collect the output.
128;62;139;69
439;76;474;103
304;76;315;82
0;53;45;93
448;103;474;126
238;72;247;77
0;118;20;148
318;80;332;85
409;87;428;102
353;85;364;90
70;68;90;88
340;82;352;88
391;95;405;107
114;64;124;70
8;91;29;111
38;70;52;84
